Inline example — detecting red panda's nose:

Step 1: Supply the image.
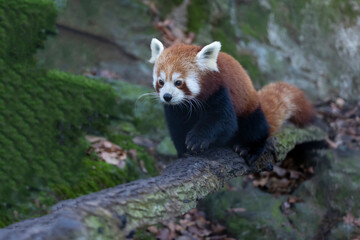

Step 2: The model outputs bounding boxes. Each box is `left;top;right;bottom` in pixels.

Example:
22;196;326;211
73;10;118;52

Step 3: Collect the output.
163;93;172;102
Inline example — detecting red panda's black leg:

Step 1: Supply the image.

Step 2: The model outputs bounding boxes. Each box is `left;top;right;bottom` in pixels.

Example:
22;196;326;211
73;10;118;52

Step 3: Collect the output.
185;87;238;153
232;107;270;165
164;104;198;157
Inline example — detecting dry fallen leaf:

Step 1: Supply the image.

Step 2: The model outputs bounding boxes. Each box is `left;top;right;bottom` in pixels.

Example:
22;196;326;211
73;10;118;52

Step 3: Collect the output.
335;98;345;108
253;177;267;187
288;196;303;204
273;166;287;177
289;170;302;179
147;226;159;234
344;213;355;225
144;208;232;240
86;136;127;169
354;219;360;227
211;224;226;234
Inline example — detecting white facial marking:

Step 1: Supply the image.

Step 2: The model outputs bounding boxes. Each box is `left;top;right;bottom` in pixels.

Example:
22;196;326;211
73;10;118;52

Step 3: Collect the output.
196;41;221;72
159;82;184;105
185;72;200;96
172;72;181;81
160;71;166;81
152;66;157;88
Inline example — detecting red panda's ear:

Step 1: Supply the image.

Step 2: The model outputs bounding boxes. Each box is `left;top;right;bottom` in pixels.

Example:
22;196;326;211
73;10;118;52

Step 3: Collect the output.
149;38;164;64
196;41;221;72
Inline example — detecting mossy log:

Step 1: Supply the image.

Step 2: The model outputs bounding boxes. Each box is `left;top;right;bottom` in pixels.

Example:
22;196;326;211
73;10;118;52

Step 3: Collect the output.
0;126;326;240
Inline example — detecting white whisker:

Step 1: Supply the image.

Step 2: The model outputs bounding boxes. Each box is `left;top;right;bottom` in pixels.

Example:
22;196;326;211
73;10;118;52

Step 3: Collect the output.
135;92;158;114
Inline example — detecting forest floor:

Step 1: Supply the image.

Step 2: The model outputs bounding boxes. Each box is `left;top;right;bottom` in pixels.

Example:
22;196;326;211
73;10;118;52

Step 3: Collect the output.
134;99;360;240
83;61;360;240
80;6;360;236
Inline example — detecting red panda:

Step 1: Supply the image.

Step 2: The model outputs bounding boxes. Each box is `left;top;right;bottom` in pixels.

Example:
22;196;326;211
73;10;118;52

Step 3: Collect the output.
149;38;315;164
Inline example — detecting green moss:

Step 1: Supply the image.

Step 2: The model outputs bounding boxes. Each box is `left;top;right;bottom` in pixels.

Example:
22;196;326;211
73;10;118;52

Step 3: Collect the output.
0;64;118;226
201;180;290;239
238;52;266;87
187;0;211;33
210;18;265;86
318;0;360;30
269;0;308;39
332;0;360;21
84;215;118;240
275;126;326;161
134;228;157;240
311;152;360;213
236;2;270;43
186;1;266;85
0;0;57;64
210;18;237;54
153;0;183;18
52;157;140;199
268;0;360;42
0;0;155;227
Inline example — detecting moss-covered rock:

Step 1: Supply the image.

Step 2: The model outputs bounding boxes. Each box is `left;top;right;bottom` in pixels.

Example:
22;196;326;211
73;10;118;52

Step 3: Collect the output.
0;0;158;227
296;151;360;215
36;0;159;85
0;0;57;65
0;62;119;226
201;178;297;240
202;149;360;239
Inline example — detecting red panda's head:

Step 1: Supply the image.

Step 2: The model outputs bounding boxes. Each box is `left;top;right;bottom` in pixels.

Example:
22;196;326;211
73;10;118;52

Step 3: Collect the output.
149;38;221;105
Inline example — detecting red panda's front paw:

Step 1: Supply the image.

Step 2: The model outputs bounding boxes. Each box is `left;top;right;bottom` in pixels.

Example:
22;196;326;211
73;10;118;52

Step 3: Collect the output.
233;144;266;166
185;133;211;153
232;144;249;158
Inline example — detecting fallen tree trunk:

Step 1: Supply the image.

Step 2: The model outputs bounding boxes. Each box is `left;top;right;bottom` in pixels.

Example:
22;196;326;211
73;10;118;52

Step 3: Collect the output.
0;126;326;240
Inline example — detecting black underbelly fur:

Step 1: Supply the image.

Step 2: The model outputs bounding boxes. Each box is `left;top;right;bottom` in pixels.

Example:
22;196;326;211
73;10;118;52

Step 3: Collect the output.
164;87;269;164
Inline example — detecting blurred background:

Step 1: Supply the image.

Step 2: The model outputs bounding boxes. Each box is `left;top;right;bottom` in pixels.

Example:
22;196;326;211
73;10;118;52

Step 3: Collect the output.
1;0;360;239
41;0;360;99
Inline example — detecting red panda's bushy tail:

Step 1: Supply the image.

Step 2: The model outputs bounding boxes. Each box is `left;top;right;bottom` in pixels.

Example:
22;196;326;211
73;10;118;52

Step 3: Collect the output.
258;82;315;136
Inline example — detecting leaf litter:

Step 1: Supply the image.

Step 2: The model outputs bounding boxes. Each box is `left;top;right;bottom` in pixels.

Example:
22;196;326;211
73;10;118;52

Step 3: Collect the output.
139;209;235;240
317;98;360;150
86;136;128;169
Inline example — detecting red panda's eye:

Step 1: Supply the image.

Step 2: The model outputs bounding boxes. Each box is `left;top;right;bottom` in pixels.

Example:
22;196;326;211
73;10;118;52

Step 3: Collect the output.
159;79;164;86
175;80;182;86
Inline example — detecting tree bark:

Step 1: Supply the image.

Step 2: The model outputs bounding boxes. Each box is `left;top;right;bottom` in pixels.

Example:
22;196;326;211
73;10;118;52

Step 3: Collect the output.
0;126;326;240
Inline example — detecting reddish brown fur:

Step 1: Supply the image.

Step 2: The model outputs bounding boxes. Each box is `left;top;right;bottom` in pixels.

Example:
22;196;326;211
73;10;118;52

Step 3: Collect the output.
215;52;259;116
179;82;192;96
155;81;160;93
258;82;315;135
156;45;200;89
155;43;314;135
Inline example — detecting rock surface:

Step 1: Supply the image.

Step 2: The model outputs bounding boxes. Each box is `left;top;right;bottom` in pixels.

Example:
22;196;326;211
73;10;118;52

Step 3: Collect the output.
38;0;360;99
201;150;360;239
37;0;158;85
